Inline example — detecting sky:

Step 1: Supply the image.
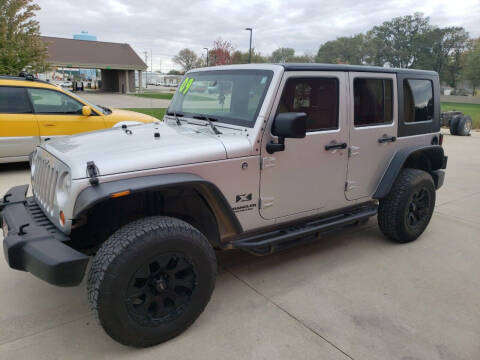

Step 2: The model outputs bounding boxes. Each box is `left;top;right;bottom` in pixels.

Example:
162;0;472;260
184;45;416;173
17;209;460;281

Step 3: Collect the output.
35;0;480;72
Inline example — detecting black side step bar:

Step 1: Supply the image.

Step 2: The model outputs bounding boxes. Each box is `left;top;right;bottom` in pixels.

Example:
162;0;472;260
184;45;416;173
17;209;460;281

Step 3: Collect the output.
230;204;377;255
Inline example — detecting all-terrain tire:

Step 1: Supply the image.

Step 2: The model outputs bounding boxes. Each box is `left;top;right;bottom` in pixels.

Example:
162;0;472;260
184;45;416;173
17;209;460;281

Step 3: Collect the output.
87;216;217;347
449;115;460;135
378;168;435;243
456;115;472;136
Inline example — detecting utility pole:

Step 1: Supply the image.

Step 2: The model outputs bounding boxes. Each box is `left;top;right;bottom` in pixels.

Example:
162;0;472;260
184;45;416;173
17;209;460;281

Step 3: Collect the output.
245;27;253;63
203;47;209;66
143;51;148;88
150;49;153;84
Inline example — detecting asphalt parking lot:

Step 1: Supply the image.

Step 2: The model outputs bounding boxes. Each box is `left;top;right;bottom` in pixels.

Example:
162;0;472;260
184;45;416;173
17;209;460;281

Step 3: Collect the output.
0;131;479;360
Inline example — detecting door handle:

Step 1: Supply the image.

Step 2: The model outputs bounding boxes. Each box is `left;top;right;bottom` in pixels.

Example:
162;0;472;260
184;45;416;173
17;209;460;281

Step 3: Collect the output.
44;123;56;127
325;142;347;151
378;135;396;143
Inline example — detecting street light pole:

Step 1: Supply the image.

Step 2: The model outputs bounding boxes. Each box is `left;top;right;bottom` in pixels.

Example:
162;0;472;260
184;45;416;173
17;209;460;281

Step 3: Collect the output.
143;51;148;88
203;47;209;67
245;27;252;63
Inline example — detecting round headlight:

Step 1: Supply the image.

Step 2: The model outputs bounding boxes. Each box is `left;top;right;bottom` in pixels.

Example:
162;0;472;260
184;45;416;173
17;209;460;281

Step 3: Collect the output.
62;172;71;190
55;172;71;208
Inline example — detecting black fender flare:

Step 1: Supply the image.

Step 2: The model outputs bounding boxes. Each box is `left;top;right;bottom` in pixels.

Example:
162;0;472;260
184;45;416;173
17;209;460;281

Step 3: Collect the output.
373;145;446;199
73;173;243;241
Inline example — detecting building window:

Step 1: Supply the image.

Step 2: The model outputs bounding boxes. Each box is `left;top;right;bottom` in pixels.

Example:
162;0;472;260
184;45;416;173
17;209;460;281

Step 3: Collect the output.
0;87;31;114
354;78;393;126
404;79;434;123
277;77;339;131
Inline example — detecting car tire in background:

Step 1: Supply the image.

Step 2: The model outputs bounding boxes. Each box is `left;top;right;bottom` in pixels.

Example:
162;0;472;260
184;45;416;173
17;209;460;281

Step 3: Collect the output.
449;115;461;135
455;115;472;136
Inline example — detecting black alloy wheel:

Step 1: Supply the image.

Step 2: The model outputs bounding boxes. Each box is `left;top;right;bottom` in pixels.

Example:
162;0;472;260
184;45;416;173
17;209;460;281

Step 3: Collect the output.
126;253;196;326
406;187;431;229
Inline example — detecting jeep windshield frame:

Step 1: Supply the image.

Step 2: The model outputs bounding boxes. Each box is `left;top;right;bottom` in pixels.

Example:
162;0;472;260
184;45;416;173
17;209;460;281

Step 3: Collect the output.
168;69;273;128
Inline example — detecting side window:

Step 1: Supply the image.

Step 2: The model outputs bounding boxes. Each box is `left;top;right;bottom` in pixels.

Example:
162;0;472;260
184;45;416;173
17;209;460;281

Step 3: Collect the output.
403;79;433;122
277;77;338;131
354;78;393;126
27;88;83;114
0;87;31;114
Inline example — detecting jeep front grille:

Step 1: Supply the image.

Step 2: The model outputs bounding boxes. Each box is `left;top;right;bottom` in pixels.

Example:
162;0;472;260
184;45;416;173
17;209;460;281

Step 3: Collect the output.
32;153;60;216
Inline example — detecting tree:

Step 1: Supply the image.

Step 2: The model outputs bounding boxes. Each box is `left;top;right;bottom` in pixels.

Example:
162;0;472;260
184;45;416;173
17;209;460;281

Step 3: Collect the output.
270;48;295;63
231;49;268;64
167;69;182;75
210;38;235;66
369;12;431;68
292;52;315;63
316;34;367;64
418;27;469;73
173;48;198;72
0;0;47;75
462;38;480;95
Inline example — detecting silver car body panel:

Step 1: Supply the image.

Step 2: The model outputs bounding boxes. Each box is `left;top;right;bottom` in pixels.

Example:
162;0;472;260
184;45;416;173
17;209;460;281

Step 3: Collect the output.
43;122;229;179
345;72;398;200
259;71;351;220
0;136;40;161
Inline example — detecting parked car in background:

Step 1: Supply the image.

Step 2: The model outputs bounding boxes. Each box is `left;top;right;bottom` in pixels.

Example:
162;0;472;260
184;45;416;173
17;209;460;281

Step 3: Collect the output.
55;80;73;88
441;110;472;136
0;74;157;163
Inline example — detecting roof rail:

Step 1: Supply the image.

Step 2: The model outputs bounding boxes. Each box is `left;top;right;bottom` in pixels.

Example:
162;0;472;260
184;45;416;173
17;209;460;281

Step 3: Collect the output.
0;73;51;85
18;72;36;81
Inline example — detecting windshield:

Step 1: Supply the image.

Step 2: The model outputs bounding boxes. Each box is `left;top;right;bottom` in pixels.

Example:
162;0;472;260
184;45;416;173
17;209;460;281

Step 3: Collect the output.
168;70;273;127
61;88;108;114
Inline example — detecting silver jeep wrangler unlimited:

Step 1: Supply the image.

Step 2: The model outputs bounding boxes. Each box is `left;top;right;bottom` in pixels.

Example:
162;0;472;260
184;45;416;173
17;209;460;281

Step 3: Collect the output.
1;64;447;347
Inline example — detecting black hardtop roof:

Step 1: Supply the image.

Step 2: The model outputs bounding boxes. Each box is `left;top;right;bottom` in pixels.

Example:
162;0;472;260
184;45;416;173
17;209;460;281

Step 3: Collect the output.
281;63;438;76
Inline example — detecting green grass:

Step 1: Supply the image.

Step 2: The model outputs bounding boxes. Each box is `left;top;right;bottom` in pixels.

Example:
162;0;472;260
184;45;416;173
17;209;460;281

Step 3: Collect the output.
132;93;174;100
123;108;166;120
441;102;480;129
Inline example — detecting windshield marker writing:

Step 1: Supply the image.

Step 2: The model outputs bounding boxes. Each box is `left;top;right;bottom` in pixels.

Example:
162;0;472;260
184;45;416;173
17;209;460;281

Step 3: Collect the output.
179;77;189;93
183;78;194;94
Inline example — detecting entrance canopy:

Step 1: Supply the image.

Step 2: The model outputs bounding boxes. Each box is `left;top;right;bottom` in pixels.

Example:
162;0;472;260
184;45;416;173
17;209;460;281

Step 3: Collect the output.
41;36;147;71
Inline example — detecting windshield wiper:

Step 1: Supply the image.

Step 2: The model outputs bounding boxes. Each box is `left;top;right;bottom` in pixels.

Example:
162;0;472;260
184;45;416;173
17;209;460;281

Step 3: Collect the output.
97;105;112;114
192;115;222;135
166;110;184;125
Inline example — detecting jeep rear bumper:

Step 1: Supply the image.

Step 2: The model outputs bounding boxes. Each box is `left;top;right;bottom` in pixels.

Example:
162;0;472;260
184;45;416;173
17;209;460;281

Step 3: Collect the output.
1;185;88;287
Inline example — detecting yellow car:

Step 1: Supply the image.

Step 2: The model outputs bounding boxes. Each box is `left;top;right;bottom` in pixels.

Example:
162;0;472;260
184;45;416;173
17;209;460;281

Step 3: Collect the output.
0;75;157;163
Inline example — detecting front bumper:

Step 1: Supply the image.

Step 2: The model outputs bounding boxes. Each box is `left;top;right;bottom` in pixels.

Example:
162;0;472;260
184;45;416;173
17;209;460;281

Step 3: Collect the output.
1;185;88;286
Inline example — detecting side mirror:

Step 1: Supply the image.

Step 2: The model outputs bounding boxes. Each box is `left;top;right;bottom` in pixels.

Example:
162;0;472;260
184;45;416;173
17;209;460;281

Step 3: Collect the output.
82;106;92;116
267;112;307;154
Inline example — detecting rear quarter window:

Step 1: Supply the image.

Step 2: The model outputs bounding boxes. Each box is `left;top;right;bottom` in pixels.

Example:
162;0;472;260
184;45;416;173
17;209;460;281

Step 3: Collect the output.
0;86;31;114
403;79;434;123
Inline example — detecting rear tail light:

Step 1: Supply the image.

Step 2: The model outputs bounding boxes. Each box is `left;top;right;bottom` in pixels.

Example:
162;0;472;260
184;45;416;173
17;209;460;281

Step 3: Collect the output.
439;134;444;146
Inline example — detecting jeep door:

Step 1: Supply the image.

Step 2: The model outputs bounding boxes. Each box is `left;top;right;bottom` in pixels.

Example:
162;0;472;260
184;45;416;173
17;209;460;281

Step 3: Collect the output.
26;88;106;138
345;72;398;200
259;72;349;220
0;86;40;160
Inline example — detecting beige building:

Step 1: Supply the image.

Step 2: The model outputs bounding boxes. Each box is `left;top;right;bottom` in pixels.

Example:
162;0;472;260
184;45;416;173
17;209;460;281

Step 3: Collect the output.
41;36;147;93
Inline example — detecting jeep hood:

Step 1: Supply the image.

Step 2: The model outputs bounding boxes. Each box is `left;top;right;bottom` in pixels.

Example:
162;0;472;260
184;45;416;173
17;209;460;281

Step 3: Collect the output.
42;122;233;179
